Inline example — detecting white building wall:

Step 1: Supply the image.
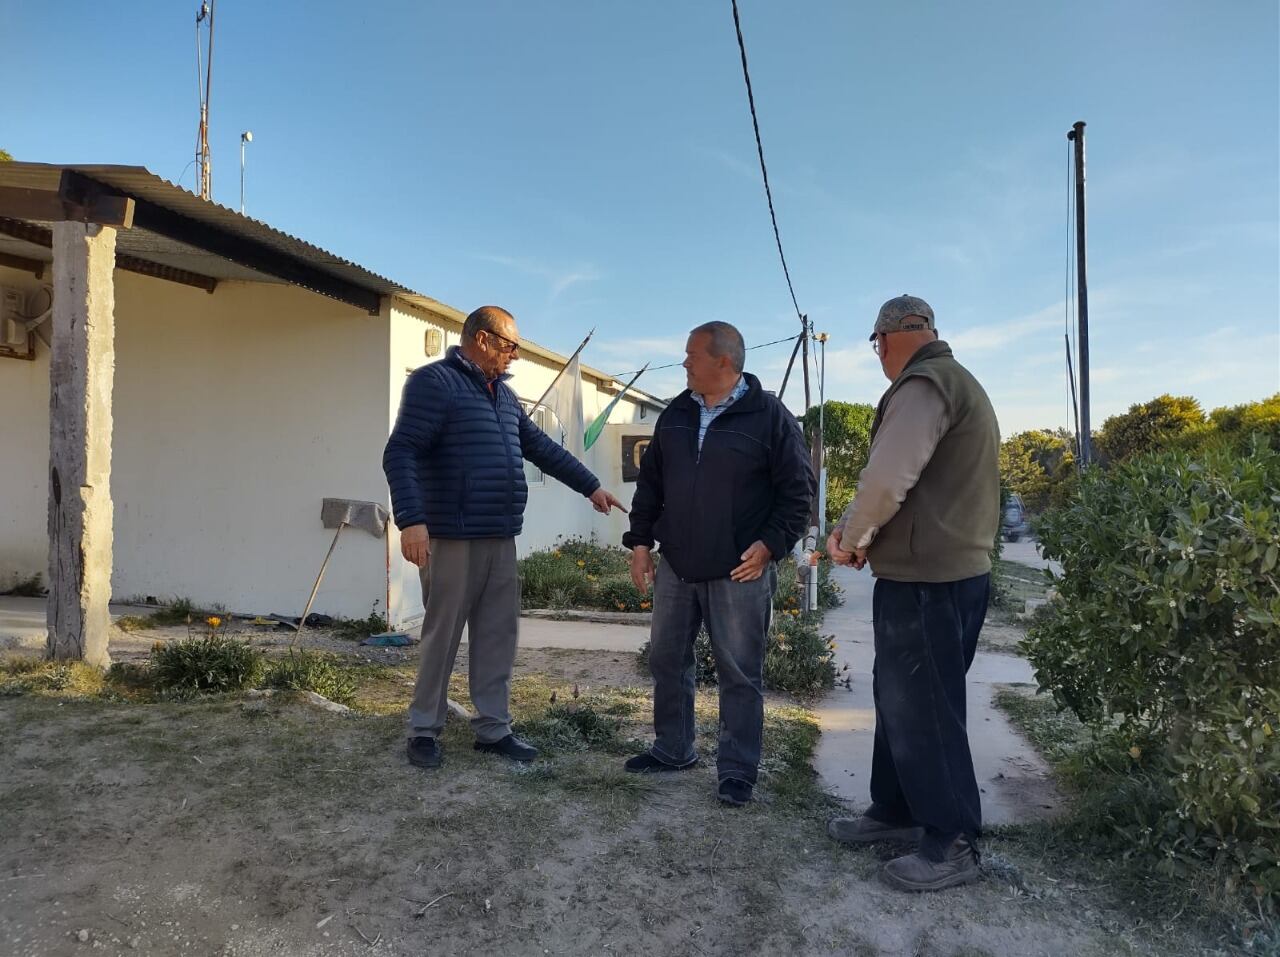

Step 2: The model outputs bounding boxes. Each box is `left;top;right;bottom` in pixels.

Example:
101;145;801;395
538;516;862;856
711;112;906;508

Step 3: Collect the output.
108;274;393;619
385;302;657;628
0;266;394;619
0;264;53;589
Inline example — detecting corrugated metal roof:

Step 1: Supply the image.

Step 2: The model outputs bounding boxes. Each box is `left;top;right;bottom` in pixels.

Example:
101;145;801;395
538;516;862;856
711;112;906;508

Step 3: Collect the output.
0;162;665;405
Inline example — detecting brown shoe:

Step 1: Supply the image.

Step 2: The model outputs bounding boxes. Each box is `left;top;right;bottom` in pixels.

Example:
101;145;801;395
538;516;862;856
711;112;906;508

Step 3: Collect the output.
881;838;979;892
827;814;923;845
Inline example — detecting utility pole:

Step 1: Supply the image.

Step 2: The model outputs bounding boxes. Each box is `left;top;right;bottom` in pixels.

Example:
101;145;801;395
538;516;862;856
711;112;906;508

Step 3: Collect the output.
814;332;828;529
1067;120;1092;465
196;0;216;201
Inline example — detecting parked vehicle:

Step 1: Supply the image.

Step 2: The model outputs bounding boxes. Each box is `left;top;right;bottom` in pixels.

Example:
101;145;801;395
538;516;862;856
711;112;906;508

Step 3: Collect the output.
1001;492;1032;542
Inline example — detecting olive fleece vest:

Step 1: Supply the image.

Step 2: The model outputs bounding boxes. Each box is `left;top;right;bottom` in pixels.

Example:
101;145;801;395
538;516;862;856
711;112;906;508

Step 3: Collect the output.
867;340;1000;583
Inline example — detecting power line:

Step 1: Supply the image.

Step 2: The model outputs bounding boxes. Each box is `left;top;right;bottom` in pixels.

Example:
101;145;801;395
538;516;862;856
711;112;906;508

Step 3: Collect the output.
609;333;801;379
730;0;803;323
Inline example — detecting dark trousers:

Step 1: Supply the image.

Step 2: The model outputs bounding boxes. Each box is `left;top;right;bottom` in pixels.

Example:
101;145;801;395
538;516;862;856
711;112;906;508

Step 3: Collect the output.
646;560;777;785
867;574;989;861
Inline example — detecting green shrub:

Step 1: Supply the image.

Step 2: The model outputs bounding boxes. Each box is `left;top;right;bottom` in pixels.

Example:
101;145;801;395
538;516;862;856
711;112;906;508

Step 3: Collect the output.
596;578;651;612
552;536;631;576
3;572;45;597
1025;439;1280;901
151;635;265;694
264;650;356;705
518;551;595;609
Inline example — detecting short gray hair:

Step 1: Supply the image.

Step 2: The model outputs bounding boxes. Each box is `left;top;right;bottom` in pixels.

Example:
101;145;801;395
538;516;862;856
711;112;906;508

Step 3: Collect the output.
689;321;746;373
462;305;514;341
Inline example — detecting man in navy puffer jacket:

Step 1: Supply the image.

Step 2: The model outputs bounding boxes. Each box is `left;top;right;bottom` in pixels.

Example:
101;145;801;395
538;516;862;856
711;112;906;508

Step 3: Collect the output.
384;306;625;770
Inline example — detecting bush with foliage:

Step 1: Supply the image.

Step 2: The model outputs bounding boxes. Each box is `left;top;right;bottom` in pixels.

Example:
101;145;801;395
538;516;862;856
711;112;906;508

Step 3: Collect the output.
151;635;265;694
596;578;652;612
801;400;876;525
1025;439;1280;900
999;429;1074;513
264;650;357;705
1094;394;1205;464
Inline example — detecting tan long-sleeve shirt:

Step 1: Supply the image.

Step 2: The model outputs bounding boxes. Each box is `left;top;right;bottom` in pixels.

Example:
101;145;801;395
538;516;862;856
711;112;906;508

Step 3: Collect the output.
837;378;950;551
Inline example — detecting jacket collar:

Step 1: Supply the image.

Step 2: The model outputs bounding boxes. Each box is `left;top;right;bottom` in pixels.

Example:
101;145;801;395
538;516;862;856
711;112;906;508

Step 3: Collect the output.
446;345;512;390
896;340;953;381
671;371;766;415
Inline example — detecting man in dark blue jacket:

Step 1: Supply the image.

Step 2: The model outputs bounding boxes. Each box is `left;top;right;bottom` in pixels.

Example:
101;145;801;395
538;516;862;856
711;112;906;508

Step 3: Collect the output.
622;322;814;805
384;305;625;770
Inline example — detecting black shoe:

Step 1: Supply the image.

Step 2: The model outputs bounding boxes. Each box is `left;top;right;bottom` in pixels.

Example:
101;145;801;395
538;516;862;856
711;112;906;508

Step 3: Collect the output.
407;736;442;769
718;778;753;806
474;734;538;762
623;752;698;773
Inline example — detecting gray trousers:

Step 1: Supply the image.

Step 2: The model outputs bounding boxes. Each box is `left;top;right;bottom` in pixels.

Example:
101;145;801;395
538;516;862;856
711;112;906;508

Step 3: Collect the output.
406;537;520;744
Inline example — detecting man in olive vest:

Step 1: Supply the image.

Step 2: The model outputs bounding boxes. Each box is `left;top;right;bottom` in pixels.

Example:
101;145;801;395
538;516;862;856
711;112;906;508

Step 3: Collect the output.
825;294;1000;892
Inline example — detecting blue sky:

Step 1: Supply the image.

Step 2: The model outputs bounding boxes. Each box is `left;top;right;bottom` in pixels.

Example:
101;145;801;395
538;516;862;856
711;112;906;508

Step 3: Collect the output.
2;1;1276;433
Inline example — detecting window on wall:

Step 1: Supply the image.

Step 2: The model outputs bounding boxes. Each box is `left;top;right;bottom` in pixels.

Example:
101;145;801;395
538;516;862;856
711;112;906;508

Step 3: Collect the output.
522;402;551;485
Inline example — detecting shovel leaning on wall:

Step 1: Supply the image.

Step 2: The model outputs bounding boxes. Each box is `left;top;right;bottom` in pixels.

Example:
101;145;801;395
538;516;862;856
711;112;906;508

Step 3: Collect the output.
292;498;390;643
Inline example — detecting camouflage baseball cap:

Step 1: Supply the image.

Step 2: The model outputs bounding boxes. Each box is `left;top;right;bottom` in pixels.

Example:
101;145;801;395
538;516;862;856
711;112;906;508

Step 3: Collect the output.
869;294;935;341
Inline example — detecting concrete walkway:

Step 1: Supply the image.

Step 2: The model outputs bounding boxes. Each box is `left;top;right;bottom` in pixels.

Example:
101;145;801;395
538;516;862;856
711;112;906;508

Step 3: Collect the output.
812;565;1061;826
0;595;649;654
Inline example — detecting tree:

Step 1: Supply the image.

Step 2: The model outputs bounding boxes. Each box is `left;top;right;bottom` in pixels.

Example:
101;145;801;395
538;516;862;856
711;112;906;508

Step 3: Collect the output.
1094;394;1204;464
801;401;875;525
0;149;12;162
999;429;1073;512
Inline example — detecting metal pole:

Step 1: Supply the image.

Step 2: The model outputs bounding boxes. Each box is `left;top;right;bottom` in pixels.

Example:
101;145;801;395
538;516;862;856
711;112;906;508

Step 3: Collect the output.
239;137;245;214
816;332;827;529
200;0;216;200
1067;120;1091;465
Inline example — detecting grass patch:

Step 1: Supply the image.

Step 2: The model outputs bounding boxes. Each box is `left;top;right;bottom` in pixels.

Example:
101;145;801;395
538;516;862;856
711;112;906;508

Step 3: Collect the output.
114;596;227;631
993;684;1276;950
330;608;390;642
990;558;1052;619
264;650;357;705
0;657;106;697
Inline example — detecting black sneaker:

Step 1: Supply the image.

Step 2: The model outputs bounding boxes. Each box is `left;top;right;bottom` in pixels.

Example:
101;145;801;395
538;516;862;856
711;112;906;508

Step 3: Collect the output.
623;752;699;773
718;778;753;806
474;734;538;762
407;736;442;769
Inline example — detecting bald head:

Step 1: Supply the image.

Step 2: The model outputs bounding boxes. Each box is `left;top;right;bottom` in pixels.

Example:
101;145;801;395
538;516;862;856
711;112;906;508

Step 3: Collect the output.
462;306;515;340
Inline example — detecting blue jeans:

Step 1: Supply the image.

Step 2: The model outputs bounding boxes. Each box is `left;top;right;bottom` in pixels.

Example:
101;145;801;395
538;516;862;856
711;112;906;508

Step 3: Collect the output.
646;560;777;785
868;574;989;861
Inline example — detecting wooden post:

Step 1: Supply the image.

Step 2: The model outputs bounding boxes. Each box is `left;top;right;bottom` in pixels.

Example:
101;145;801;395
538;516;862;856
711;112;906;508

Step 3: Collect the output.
47;221;117;666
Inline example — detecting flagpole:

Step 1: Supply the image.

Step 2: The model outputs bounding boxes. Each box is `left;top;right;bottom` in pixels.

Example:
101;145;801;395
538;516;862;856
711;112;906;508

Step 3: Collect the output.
533;328;595;412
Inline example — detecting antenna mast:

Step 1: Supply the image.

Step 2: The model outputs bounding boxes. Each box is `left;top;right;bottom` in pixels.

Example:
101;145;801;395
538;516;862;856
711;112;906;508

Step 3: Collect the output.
196;0;216;200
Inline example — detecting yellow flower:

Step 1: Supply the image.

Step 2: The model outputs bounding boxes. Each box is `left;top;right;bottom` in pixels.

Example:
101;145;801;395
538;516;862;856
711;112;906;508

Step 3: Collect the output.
1264;723;1273;738
587;574;597;581
640;601;651;610
576;560;586;568
553;550;562;557
206;615;222;629
1128;746;1141;760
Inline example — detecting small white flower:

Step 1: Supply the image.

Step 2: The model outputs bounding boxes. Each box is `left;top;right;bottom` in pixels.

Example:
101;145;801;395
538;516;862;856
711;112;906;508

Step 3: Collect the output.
1131;624;1143;632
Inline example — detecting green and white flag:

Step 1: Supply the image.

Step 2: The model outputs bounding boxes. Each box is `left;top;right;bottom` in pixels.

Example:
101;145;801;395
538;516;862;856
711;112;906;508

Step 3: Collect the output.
584;363;649;451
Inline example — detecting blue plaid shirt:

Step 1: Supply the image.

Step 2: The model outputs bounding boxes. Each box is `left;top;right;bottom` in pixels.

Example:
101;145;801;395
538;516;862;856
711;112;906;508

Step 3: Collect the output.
691;376;748;452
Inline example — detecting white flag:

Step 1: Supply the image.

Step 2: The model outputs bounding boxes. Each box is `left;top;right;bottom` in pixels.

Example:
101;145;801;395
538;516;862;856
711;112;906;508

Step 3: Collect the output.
546;351;584;459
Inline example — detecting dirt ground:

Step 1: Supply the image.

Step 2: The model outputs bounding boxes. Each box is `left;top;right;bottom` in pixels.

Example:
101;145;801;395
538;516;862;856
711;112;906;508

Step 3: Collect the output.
1;645;1230;957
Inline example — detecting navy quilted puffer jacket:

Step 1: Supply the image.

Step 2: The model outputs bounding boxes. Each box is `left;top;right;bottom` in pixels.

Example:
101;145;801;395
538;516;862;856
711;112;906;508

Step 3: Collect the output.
383;347;600;537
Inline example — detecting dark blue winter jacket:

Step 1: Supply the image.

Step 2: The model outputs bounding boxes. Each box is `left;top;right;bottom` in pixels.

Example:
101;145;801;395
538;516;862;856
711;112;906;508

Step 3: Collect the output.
383;347;600;538
623;373;814;582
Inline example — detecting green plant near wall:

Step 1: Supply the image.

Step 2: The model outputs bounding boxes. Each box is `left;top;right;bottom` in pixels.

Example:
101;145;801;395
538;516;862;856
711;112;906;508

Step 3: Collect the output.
1025;438;1280;901
151;634;265;694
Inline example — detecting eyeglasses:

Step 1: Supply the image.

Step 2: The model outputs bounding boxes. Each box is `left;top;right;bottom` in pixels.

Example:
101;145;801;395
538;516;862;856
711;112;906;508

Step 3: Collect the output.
871;334;883;357
483;329;521;356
